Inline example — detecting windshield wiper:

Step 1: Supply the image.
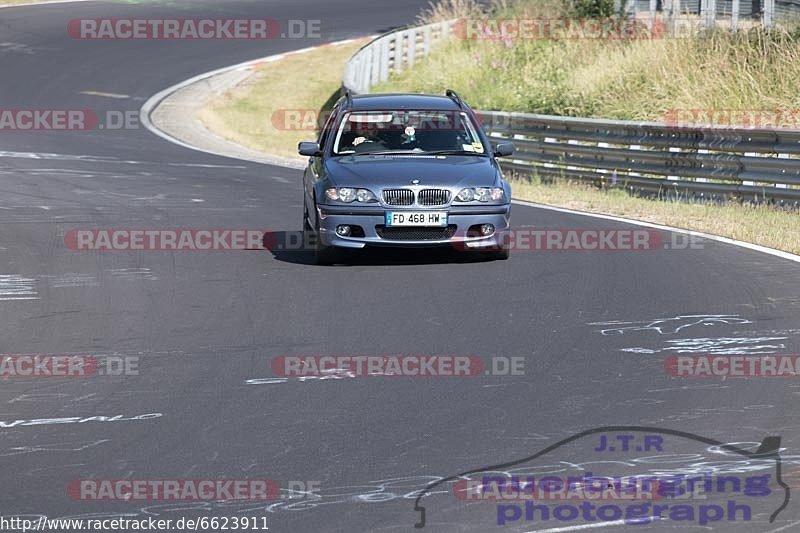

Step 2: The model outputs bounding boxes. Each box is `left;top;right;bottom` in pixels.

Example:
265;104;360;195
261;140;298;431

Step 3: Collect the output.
348;150;425;156
424;150;486;156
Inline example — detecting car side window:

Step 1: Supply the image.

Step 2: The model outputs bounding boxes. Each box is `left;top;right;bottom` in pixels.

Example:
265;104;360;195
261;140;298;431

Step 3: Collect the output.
317;107;338;154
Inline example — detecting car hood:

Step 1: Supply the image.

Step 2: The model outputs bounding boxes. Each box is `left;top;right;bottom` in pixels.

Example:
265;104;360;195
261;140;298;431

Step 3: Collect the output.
323;155;500;189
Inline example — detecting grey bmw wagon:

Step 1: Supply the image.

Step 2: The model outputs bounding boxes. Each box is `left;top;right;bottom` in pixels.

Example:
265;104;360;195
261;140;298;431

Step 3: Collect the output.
298;90;514;265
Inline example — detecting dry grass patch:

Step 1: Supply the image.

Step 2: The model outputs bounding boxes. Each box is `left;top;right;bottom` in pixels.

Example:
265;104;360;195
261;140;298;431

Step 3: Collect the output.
513;179;800;255
199;40;366;161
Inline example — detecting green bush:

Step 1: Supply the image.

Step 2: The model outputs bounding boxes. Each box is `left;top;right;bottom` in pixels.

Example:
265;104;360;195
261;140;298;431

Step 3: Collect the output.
569;0;617;18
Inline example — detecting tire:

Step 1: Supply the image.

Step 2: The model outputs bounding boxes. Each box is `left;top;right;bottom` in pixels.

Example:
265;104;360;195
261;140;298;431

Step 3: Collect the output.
485;247;510;261
303;200;313;231
485;231;511;260
315;241;339;265
311;205;340;265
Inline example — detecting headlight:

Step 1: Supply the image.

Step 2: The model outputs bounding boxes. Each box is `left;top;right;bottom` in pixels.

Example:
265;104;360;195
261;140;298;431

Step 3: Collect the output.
455;187;505;203
356;189;377;203
338;187;356;202
475;188;493;202
324;187;377;203
456;188;475;202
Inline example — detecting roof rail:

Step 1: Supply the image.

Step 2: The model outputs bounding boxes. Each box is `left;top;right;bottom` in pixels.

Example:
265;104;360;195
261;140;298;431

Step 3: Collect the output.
445;89;465;109
343;87;354;109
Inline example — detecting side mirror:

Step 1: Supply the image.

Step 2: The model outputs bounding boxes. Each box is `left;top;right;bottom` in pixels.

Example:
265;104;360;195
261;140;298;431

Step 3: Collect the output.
298;141;322;157
493;142;514;158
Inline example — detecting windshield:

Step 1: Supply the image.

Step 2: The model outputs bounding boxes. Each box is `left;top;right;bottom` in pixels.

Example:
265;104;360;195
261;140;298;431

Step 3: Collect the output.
332;110;487;155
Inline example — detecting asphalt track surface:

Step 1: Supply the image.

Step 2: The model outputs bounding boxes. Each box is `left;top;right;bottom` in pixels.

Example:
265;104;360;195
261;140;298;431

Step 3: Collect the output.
1;1;799;532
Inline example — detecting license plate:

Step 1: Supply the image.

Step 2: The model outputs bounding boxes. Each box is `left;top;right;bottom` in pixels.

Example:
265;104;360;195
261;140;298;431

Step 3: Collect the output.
385;211;448;227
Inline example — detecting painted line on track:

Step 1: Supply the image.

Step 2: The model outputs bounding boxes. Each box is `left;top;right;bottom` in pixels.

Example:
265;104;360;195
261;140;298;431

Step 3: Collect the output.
139;37;372;163
0;0;95;9
512;198;800;265
525;518;661;532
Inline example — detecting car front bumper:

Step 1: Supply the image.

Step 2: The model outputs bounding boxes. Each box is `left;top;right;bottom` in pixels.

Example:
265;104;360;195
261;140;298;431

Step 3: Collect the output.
316;204;511;249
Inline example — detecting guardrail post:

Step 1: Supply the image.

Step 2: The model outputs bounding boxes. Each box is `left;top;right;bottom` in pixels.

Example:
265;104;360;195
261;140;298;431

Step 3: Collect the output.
379;37;390;82
620;0;636;17
731;0;740;30
393;31;405;74
361;51;370;93
664;0;680;35
423;24;433;55
672;0;682;35
700;0;717;28
439;20;449;41
407;28;417;68
763;0;775;27
370;42;380;87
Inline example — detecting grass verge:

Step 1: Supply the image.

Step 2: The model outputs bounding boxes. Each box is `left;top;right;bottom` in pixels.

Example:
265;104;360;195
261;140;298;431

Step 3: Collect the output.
198;39;367;161
513;179;800;255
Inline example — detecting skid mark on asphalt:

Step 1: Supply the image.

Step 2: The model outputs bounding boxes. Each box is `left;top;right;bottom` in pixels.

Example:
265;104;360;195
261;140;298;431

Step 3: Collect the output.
621;336;788;355
587;314;794;355
0;42;34;54
0;439;110;458
0;270;161;300
12;270;161;293
108;268;158;281
589;315;752;336
0;274;38;301
0;413;163;430
38;273;99;288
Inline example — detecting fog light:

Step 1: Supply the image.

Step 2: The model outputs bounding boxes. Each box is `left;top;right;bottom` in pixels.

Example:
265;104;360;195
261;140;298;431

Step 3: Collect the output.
336;225;351;237
480;224;494;236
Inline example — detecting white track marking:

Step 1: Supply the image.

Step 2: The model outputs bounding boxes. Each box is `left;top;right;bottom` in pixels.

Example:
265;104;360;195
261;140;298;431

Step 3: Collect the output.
0;0;95;9
512;199;800;265
766;520;800;532
140;37;373;161
80;91;130;99
525;518;660;532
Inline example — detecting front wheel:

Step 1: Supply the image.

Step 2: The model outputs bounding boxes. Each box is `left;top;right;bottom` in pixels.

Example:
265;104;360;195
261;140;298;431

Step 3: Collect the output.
314;238;340;265
485;248;510;261
303;201;313;231
311;208;341;265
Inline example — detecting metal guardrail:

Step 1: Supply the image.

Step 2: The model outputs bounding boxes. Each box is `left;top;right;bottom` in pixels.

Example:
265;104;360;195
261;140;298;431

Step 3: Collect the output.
479;112;800;203
343;21;800;204
343;20;456;95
